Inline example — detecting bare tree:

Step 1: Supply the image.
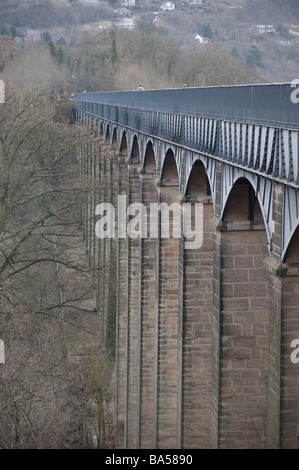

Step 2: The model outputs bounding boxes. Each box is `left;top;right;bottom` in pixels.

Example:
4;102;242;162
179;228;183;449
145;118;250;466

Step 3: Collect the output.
0;35;19;72
0;86;115;448
174;43;261;87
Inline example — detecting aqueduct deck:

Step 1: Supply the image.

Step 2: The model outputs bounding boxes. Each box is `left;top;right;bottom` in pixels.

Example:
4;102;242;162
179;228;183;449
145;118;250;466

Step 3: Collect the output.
75;84;299;449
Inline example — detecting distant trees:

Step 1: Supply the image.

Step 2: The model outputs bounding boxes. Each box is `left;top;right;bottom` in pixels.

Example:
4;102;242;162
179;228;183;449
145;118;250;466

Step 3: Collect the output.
1;44;68;91
0;87;81;316
54;22;264;92
246;45;264;69
202;23;213;39
49;40;57;57
57;37;67;46
0;0;116;29
112;23;180;90
110;29;119;67
8;26;17;39
0;35;19;72
48;40;66;64
64;30;115;92
238;0;299;24
174;44;260;88
42;31;52;43
57;43;66;64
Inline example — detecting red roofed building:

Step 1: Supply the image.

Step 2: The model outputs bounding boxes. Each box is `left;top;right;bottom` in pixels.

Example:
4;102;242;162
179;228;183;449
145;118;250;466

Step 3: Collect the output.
24;28;41;42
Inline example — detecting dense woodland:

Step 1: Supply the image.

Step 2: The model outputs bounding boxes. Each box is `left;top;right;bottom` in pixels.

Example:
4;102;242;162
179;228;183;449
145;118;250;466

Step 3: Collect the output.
0;85;118;448
0;0;298;449
0;0;299;89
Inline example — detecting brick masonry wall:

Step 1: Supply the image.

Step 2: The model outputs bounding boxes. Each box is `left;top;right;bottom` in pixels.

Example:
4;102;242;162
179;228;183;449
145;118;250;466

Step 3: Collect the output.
80;117;299;449
155;184;180;449
139;171;158;448
266;273;282;449
181;202;214;448
218;227;270;448
265;180;299;449
115;153;129;445
126;161;142;448
97;141;107;330
103;146;112;334
210;162;222;449
280;274;299;448
211;228;221;448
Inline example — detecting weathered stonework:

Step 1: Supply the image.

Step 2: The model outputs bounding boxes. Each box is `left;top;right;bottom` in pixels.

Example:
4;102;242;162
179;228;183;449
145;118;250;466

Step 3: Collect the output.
139;170;157;448
79;115;299;450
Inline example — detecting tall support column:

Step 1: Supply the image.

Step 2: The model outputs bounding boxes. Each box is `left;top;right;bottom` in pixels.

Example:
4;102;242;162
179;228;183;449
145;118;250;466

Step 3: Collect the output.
139;169;157;448
278;269;299;449
93;129;100;286
218;224;269;448
180;199;214;448
96;139;115;338
87;122;96;265
154;182;180;449
211;165;271;449
210;227;221;449
80;140;88;246
264;182;283;449
115;152;129;447
97;140;106;329
86;137;92;257
126;159;142;448
105;141;119;341
264;182;299;449
264;265;299;449
90;135;96;270
217;177;270;448
210;162;222;449
96;139;111;332
103;144;112;337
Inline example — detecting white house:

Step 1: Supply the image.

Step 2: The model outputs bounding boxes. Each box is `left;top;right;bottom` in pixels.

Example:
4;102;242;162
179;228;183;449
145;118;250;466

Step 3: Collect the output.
115;17;135;30
160;2;175;12
255;24;275;34
121;0;136;6
79;0;99;5
195;34;208;44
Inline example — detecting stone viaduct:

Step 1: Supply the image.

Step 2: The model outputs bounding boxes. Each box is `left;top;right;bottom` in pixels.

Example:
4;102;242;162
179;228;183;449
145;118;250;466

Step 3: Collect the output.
75;83;299;449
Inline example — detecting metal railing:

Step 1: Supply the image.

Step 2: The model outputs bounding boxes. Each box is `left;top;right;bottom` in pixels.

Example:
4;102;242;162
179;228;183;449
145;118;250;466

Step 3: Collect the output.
75;83;299;129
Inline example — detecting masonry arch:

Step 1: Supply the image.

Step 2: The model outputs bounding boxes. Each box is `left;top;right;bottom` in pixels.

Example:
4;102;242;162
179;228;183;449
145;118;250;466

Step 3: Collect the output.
218;175;270;448
283;223;299;263
222;177;265;226
143;141;156;170
99;121;104;137
130;135;140;160
112;127;118;145
105;124;111;143
161;148;179;182
185;160;211;199
92;119;98;137
120;130;128;153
